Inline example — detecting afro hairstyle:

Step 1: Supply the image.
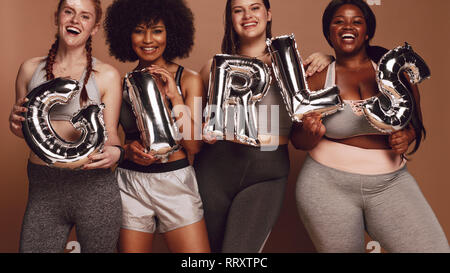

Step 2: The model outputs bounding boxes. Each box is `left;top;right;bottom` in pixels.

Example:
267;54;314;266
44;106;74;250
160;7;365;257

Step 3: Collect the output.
104;0;195;62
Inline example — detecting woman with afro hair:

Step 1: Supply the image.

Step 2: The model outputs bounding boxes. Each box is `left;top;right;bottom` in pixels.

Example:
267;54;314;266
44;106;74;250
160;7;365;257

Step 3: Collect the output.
104;0;210;253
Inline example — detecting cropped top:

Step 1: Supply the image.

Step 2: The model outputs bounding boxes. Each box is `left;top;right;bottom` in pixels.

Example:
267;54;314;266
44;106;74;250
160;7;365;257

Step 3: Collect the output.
120;66;184;140
257;83;292;137
322;61;382;139
27;57;102;121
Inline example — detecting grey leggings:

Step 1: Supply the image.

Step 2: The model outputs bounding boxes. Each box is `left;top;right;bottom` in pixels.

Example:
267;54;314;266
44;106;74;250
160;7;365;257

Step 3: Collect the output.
296;155;450;253
194;141;289;253
20;162;122;253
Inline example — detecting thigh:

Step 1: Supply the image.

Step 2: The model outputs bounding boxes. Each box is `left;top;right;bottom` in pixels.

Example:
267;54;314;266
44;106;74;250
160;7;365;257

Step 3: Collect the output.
364;169;450;253
20;163;72;253
296;157;366;253
70;170;122;253
20;198;73;253
118;228;154;253
193;146;240;253
221;177;287;253
163;219;210;253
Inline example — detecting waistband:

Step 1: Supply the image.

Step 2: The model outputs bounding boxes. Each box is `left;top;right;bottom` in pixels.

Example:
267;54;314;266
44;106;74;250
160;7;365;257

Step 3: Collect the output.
118;158;190;173
309;138;405;175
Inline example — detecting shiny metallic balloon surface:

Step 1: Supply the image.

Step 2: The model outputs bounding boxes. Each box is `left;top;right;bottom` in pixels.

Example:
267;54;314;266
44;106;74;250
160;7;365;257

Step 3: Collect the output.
267;34;343;123
203;54;271;146
21;78;107;169
125;69;180;161
363;43;431;133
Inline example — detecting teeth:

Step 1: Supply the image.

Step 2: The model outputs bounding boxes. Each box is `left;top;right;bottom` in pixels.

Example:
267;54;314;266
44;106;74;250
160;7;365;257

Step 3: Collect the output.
243;22;257;27
342;33;355;39
142;47;156;52
67;27;81;34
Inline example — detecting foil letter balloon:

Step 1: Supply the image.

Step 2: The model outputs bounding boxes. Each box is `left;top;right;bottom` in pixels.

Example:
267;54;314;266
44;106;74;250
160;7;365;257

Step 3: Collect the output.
125;69;180;161
267;34;343;122
21;78;107;169
363;43;430;133
203;55;271;146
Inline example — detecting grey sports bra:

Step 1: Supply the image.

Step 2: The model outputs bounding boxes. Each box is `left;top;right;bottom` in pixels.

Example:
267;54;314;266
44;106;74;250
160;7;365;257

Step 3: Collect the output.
257;83;292;137
322;61;383;139
120;66;184;140
27;57;102;121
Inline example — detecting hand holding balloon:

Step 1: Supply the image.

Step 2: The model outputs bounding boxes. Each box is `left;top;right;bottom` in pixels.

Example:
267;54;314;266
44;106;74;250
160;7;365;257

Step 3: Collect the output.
124;140;157;166
147;65;184;106
9;97;29;137
82;145;122;170
202;123;218;145
389;127;416;155
301;113;326;140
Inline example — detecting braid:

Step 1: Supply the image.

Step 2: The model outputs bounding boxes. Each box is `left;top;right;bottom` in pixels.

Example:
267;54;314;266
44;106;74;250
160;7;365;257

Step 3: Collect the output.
45;38;59;81
80;36;93;104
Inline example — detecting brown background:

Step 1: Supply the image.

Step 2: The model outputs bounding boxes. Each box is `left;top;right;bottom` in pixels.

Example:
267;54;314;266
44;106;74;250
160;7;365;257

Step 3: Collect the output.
0;0;449;253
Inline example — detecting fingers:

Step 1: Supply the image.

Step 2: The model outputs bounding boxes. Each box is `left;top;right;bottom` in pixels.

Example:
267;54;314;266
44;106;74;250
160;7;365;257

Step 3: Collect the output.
389;130;409;154
125;141;157;166
202;133;218;145
303;55;313;66
17;97;29;106
147;65;174;82
302;113;325;136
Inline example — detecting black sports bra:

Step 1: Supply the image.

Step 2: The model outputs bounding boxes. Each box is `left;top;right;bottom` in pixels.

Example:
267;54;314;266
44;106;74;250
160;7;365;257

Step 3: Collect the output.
120;66;184;140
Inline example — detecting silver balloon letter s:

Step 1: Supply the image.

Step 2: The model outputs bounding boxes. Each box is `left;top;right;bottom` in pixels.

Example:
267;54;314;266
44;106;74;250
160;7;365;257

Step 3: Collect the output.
363;43;430;133
267;34;343;122
125;70;180;161
203;55;271;146
22;78;107;169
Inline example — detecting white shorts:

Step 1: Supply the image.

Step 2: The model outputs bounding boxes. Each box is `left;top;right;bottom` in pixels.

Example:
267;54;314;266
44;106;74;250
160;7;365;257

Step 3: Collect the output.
115;164;203;233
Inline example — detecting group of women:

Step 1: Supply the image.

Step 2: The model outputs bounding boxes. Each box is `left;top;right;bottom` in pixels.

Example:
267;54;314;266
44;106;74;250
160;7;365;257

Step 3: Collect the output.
8;0;450;253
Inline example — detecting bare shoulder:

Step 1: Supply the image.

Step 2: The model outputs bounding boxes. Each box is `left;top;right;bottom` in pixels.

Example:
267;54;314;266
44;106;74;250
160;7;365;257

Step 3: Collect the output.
181;67;202;84
93;59;121;83
307;67;327;91
180;67;203;96
19;56;46;78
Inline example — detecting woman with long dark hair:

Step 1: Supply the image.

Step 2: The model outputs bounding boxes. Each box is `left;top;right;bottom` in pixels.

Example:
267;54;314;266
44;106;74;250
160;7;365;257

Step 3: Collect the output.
9;0;123;253
194;0;334;253
292;0;449;252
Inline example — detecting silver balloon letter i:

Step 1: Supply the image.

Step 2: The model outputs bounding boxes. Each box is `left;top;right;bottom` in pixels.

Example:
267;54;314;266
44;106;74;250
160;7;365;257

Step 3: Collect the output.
125;69;180;162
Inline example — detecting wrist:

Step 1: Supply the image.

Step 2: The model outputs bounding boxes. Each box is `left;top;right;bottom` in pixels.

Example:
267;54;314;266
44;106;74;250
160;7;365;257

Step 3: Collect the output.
113;145;125;165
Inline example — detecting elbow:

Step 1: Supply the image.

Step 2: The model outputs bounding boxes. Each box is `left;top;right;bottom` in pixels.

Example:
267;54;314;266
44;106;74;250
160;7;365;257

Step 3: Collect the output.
182;141;203;155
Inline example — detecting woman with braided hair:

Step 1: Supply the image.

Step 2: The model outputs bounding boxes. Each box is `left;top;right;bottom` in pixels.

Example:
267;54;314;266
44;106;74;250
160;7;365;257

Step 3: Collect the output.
9;0;123;253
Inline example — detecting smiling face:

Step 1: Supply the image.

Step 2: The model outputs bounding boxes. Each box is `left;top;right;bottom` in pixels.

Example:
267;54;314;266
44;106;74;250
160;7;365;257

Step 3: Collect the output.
56;0;99;48
230;0;272;41
131;20;167;66
329;4;368;55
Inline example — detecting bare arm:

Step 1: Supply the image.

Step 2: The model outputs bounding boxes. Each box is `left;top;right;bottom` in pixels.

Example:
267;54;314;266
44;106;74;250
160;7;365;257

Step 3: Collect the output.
9;58;41;138
83;62;123;169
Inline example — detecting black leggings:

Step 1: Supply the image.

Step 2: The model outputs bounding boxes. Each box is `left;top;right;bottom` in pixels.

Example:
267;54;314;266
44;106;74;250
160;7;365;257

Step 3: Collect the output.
193;141;289;253
20;162;122;253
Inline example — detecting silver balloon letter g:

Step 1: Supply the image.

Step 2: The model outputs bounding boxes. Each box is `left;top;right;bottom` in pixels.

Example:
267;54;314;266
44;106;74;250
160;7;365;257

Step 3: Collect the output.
21;78;107;169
